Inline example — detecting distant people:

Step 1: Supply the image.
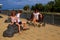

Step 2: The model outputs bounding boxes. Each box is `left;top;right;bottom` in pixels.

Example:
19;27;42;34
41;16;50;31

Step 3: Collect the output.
10;11;21;33
31;9;43;24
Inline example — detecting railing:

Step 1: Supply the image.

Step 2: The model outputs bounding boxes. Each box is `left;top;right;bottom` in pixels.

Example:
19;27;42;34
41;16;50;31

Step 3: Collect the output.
43;13;60;25
0;10;60;26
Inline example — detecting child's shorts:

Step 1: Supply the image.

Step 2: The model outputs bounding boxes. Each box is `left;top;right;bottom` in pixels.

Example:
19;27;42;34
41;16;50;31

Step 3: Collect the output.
19;22;22;24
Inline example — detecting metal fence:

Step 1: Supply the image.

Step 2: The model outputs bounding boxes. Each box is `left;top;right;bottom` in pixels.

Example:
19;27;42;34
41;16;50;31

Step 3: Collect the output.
19;12;60;26
44;14;60;25
0;10;60;26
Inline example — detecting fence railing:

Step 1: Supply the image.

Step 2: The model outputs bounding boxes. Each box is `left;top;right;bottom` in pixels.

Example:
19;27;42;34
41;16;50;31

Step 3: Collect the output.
0;10;60;26
43;14;60;25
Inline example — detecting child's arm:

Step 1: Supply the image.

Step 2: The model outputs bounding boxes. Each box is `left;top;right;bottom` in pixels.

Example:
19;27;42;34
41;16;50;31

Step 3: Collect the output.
40;13;42;19
10;16;14;25
15;16;18;23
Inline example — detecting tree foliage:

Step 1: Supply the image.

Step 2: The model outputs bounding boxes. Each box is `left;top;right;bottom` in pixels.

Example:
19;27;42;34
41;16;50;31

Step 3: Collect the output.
23;0;60;12
54;0;60;12
31;6;35;10
44;1;55;12
31;3;43;11
23;5;30;10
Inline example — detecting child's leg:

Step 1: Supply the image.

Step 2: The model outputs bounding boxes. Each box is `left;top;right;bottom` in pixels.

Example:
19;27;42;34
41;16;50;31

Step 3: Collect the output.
32;18;37;26
32;18;37;23
22;22;29;29
23;23;26;29
16;23;21;33
10;22;14;25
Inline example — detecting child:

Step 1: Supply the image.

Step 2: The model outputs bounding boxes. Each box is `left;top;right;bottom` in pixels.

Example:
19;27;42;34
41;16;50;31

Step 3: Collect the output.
16;10;22;25
10;11;21;33
31;9;43;26
16;10;29;29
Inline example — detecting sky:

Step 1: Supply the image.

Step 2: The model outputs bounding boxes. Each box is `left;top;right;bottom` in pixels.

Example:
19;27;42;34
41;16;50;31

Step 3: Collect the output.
0;0;54;10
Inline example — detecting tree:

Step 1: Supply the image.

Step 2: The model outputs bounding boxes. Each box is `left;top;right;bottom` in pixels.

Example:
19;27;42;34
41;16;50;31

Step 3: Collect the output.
23;5;30;11
31;3;44;11
54;0;60;12
35;3;43;11
31;6;35;10
44;1;54;12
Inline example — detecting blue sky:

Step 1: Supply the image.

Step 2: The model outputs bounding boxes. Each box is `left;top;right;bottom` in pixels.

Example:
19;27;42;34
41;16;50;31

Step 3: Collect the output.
0;0;54;10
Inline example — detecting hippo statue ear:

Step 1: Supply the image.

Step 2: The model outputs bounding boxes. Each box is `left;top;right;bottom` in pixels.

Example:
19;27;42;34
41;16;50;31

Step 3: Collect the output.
4;17;11;23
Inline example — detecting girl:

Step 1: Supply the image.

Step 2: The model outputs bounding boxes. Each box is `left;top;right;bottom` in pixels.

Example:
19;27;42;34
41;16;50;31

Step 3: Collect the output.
32;9;43;24
16;10;22;25
16;10;29;29
10;11;21;33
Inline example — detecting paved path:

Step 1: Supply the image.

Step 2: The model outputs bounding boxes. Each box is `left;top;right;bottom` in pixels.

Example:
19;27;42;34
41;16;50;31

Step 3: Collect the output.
0;14;60;40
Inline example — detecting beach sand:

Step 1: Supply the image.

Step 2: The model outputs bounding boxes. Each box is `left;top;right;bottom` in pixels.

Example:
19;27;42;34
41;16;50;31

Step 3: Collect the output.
0;14;60;40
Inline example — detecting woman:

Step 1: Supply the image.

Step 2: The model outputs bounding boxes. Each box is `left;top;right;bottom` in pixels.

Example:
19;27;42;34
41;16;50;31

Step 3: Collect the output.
10;11;21;33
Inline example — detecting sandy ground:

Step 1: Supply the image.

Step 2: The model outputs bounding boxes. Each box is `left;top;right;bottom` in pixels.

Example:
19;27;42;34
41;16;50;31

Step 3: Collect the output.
0;14;60;40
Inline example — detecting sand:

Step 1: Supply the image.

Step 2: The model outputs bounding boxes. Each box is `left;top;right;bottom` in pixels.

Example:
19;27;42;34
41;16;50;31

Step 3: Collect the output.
0;14;60;40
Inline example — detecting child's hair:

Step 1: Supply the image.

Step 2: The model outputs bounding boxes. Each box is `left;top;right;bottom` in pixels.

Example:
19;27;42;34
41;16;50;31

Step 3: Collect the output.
34;9;39;13
11;11;16;16
18;10;22;13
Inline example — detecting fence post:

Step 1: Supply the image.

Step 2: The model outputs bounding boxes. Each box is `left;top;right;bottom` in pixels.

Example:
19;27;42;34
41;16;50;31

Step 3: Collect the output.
52;14;54;24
